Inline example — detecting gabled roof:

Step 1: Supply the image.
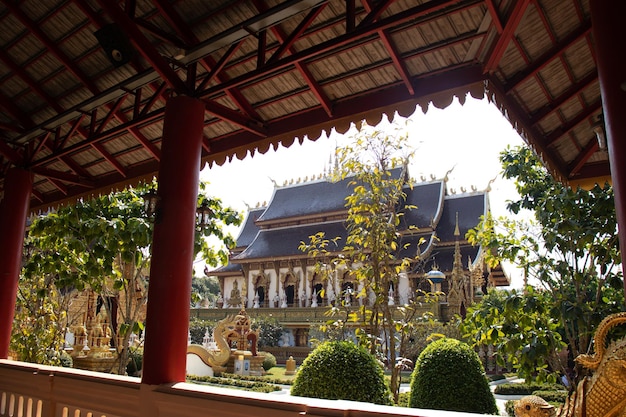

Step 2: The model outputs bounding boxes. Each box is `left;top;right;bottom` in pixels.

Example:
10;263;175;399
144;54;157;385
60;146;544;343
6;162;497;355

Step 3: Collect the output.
437;193;489;242
234;207;266;250
233;220;347;262
221;172;491;278
256;176;353;224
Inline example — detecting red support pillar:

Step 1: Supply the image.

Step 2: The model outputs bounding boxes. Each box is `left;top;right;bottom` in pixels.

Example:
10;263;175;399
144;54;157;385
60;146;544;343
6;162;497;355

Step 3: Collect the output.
0;168;33;358
141;95;205;384
590;0;626;297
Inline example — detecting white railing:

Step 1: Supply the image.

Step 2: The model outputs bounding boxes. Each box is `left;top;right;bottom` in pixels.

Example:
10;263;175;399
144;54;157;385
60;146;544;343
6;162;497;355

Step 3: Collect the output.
0;359;484;417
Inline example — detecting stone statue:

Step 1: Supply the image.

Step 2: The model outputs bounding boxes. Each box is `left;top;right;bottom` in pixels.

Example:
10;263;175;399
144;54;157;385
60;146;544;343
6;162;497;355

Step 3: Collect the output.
311;289;318;307
230;280;241;307
253;293;259;308
514;312;626;417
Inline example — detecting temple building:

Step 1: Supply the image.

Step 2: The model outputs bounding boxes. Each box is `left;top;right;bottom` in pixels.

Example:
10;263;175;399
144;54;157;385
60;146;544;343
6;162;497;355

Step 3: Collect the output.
204;168;509;349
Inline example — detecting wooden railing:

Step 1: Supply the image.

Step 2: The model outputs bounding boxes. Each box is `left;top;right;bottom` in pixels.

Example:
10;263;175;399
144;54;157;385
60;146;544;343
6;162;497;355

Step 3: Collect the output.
0;359;483;417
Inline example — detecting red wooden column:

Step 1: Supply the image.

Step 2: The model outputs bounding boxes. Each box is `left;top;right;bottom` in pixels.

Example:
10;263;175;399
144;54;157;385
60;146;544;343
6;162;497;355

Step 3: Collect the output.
590;0;626;297
141;95;205;384
0;168;33;358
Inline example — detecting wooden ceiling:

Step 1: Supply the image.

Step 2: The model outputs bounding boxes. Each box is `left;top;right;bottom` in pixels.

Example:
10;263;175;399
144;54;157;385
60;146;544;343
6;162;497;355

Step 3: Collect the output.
0;0;606;211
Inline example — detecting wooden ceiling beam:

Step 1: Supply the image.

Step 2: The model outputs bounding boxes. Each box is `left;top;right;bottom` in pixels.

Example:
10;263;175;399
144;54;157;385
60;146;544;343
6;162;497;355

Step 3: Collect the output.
91;142;128;178
0;91;34;131
198;0;483;98
203;100;267;137
32;108;166;167
0;48;64;114
483;0;531;73
485;0;504;33
266;4;326;64
0;139;23;165
253;0;333;116
96;0;189;95
528;70;597;125
505;20;592;94
1;1;100;95
153;0;261;120
545;99;602;146
568;139;599;178
487;75;569;182
363;0;414;96
31;167;94;187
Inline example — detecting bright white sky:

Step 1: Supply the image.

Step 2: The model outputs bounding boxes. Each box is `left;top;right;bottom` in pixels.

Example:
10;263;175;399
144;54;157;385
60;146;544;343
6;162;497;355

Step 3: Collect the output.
199;95;529;287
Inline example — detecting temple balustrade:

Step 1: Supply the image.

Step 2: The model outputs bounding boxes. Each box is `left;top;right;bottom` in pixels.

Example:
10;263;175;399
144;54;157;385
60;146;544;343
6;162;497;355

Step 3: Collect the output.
0;359;478;417
191;304;440;324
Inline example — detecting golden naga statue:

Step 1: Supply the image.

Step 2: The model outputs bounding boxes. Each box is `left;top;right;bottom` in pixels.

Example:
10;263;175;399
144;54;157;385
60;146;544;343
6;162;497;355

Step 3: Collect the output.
187;308;259;369
515;312;626;417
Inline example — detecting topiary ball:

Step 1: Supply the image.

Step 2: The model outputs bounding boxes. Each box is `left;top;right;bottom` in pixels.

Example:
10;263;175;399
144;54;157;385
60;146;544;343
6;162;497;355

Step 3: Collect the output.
409;338;497;414
291;341;392;405
260;351;276;371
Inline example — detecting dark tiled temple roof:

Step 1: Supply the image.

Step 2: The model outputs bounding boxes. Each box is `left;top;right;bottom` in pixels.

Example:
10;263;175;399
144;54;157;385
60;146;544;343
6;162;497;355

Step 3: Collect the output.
234;208;265;249
400;181;445;230
257;168;405;223
233;220;348;261
436;193;488;242
422;245;482;274
213;169;492;277
211;262;243;276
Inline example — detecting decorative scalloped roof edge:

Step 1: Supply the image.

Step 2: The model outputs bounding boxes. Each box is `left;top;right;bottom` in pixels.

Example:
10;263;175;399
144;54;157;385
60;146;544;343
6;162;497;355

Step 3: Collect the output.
30;83;486;215
202;82;487;170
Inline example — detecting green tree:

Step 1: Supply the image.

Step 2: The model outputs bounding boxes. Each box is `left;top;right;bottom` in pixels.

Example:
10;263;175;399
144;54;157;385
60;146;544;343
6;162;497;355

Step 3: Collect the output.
10;269;67;365
299;122;428;402
460;288;565;383
466;145;623;384
191;275;220;307
19;180;240;373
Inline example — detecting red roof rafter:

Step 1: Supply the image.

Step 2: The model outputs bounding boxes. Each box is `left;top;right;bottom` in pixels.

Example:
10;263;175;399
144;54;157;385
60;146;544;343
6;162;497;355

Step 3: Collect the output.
196;42;244;92
198;0;484;99
505;20;592;94
31;167;94;187
487;76;568;180
2;1;99;94
0;139;22;165
0;48;64;114
363;0;414;96
91;142;128;178
568;139;598;177
545;100;602;146
253;0;333;116
483;0;531;74
33;108;166;168
96;0;188;94
153;0;261;120
0;91;34;131
203;100;267;137
485;0;503;33
528;71;597;125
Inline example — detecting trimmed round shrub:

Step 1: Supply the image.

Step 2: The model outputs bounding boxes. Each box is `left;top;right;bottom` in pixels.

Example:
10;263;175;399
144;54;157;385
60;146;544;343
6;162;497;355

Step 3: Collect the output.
260;351;277;371
290;341;392;405
409;338;498;414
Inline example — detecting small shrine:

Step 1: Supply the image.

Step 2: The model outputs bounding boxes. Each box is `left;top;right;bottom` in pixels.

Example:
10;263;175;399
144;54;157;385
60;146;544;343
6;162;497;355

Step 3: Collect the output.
69;292;118;372
186;308;265;377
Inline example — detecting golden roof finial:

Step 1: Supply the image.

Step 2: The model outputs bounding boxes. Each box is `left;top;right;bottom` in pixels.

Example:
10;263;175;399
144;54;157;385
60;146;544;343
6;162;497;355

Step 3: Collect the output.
454;212;460;237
